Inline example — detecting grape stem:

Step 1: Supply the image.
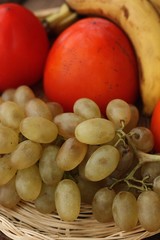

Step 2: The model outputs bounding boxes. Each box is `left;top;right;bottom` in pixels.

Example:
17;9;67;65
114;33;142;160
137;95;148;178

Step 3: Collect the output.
110;167;153;192
111;127;160;192
119;128;160;165
137;150;160;164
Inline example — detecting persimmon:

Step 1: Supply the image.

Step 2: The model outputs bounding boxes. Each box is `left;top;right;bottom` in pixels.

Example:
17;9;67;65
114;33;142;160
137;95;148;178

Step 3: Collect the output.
150;100;160;152
0;3;49;91
44;17;139;114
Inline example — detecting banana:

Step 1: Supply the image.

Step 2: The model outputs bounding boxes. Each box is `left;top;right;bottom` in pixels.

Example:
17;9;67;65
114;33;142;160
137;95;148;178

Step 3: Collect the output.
66;0;160;115
149;0;160;15
39;3;78;34
46;3;73;28
53;12;78;34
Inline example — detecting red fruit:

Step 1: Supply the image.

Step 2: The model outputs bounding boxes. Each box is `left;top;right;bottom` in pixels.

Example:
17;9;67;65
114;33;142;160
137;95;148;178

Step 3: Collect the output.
44;17;139;113
0;3;49;91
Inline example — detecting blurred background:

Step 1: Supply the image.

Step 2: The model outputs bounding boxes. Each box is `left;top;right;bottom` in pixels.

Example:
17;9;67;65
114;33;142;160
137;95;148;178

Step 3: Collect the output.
0;0;65;10
0;0;25;3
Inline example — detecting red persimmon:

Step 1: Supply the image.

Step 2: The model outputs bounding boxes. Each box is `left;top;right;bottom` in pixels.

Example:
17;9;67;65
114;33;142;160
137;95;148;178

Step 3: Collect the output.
0;3;49;92
44;17;139;113
150;100;160;152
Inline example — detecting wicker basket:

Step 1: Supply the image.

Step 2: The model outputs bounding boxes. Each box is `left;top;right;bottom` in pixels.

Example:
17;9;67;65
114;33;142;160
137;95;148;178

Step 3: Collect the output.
0;5;160;240
0;201;159;240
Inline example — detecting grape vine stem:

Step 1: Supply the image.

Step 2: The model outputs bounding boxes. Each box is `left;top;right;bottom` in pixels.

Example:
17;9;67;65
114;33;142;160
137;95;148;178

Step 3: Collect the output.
111;127;160;191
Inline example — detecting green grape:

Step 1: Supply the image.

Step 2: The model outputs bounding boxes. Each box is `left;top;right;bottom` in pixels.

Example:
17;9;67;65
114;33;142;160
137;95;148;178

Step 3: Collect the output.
34;182;57;214
73;98;101;119
76;176;102;204
54;112;85;139
15;164;42;201
129;127;154;152
111;144;134;179
92;187;116;223
0;176;20;208
10;140;42;169
0;101;25;130
75;118;116;145
0;155;17;185
1;88;15;101
153;176;160;195
141;162;160;182
106;99;131;129
56;137;88;171
13;85;35;108
124;104;139;133
112;191;138;231
85;145;120;181
55;179;81;221
47;102;64;119
137;190;160;232
0;124;19;154
25;98;53;120
78;145;99;180
20;116;58;143
39;145;64;185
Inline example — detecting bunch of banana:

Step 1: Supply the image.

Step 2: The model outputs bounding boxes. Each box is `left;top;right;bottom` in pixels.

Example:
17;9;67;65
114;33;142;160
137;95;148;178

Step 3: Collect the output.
65;0;160;115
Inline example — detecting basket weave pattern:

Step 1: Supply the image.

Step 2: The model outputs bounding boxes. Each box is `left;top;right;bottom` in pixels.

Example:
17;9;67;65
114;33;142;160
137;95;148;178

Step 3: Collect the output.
0;201;159;240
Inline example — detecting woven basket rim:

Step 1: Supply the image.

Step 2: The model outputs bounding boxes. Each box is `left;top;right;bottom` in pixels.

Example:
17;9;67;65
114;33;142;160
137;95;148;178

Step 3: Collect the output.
0;201;159;240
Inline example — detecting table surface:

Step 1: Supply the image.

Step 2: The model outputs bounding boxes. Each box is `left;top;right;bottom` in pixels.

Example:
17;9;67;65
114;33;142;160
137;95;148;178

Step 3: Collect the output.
0;0;160;240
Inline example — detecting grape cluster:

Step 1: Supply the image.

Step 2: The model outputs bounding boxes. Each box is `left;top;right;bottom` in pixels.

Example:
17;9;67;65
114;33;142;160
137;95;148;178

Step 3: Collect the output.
0;85;160;233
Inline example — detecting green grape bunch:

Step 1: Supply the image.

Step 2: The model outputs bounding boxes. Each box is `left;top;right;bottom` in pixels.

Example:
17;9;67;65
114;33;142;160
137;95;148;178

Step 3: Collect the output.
0;85;160;233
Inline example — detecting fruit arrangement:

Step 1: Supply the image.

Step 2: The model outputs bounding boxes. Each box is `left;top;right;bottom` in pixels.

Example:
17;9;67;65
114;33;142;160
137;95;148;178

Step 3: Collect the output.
1;0;160;239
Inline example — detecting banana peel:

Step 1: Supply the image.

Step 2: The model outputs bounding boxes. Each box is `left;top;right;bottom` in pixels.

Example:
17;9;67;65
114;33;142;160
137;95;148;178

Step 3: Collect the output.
36;3;78;35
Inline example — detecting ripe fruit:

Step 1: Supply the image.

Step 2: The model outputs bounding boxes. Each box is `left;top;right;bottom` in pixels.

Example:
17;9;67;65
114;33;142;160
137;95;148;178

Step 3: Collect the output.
0;3;49;91
150;100;160;152
44;17;139;113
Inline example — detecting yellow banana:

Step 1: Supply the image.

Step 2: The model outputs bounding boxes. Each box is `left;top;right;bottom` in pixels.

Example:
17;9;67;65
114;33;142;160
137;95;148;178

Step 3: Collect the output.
149;0;160;15
45;3;72;28
36;3;78;34
66;0;160;115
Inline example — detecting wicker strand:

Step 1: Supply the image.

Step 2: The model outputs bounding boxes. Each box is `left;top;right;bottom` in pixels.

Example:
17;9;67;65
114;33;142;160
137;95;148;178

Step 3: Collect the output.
0;201;159;240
